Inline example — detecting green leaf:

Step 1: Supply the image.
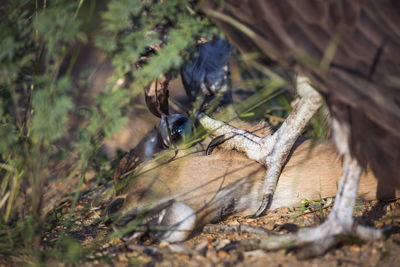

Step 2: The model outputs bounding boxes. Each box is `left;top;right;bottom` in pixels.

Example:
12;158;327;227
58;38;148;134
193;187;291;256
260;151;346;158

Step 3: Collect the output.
31;79;74;142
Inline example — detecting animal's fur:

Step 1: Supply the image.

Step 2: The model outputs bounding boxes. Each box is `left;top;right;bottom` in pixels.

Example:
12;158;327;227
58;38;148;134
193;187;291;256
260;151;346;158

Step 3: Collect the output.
110;122;398;242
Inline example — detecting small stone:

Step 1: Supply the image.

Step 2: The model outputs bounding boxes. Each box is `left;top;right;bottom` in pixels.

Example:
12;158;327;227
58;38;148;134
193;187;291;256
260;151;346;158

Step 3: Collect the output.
279;207;289;213
302;214;317;226
159;241;169;248
117;253;128;262
228;220;240;226
102;242;110;249
195;240;209;256
206;248;218;262
126;251;139;257
108;237;121;245
217;250;228;259
386;205;392;213
325;197;334;206
82;236;94;246
349;245;360;252
216;239;231;250
244;249;268;258
244;218;255;224
167;243;194;255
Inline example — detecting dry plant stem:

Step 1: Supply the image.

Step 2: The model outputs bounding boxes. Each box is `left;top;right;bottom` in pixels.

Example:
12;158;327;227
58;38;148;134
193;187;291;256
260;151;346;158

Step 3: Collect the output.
199;76;323;216
203;224;270;236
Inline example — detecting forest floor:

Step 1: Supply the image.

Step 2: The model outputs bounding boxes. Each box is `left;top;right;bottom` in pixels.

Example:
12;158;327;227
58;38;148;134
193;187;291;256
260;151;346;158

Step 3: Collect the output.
19;181;400;267
2;78;399;266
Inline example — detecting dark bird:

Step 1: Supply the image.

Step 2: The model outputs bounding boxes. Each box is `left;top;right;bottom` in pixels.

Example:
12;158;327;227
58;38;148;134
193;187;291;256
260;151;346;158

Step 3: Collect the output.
109;25;399;251
181;37;234;110
200;0;400;257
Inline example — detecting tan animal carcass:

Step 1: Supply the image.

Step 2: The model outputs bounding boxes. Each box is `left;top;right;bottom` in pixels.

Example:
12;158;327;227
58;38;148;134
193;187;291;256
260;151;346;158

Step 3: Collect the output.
109;122;394;242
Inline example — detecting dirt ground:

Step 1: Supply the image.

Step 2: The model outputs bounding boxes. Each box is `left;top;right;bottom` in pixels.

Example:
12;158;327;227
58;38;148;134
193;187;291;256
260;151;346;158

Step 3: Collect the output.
32;75;400;267
4;62;397;266
37;182;400;267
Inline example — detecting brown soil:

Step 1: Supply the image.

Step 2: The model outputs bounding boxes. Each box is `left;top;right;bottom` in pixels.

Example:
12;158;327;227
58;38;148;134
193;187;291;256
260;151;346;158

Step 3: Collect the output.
40;182;400;267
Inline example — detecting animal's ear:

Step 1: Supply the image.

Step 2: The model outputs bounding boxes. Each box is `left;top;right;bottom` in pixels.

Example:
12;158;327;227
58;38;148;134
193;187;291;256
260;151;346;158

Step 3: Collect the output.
145;74;170;118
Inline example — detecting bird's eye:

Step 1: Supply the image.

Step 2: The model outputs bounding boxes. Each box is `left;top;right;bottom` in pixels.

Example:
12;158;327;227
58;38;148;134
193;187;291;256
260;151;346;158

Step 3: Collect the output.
159;114;193;147
175;117;187;127
171;117;190;143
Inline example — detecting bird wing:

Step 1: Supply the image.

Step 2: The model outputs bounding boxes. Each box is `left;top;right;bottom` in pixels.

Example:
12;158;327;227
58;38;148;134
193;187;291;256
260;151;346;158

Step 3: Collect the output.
202;0;400;188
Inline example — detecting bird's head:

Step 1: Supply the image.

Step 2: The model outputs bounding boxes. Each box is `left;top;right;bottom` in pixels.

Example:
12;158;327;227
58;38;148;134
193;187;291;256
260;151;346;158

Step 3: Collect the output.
158;114;193;147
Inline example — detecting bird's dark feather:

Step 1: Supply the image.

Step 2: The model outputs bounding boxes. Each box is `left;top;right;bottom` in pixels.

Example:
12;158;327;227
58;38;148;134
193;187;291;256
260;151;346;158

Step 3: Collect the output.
203;0;400;188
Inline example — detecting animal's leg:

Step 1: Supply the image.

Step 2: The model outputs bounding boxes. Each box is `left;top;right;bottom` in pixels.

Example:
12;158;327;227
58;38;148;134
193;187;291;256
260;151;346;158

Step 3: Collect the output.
254;76;322;216
199;76;322;216
198;114;267;163
109;199;197;243
236;120;387;258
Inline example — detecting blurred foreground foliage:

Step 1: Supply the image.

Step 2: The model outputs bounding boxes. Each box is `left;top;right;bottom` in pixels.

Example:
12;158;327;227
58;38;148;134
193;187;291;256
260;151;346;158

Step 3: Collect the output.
0;0;218;263
0;0;326;264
